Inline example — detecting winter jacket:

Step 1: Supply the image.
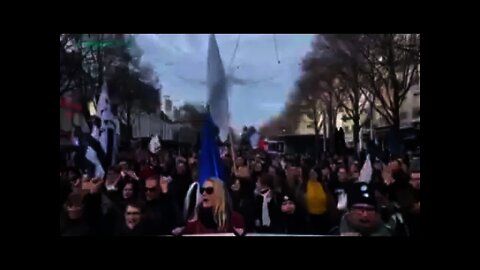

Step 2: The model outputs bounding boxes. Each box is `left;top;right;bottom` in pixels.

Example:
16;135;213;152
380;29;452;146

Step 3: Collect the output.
114;221;146;236
253;191;283;233
183;209;246;235
338;214;392;236
142;190;182;235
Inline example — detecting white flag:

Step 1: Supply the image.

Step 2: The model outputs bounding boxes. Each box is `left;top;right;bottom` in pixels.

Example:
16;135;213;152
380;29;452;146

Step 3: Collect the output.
337;191;348;211
249;132;260;149
85;146;105;179
207;34;230;142
96;82;118;168
358;154;373;183
149;134;161;154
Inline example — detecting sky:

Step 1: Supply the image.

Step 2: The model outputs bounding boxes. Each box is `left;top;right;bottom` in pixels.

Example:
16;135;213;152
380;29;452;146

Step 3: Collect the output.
132;34;315;131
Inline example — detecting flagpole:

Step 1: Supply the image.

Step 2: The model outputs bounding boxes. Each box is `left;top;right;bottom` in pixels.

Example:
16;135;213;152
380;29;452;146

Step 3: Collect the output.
229;129;238;175
370;95;375;141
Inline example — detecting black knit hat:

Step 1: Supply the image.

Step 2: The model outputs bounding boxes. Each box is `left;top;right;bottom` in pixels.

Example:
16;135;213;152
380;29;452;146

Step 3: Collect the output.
347;182;377;209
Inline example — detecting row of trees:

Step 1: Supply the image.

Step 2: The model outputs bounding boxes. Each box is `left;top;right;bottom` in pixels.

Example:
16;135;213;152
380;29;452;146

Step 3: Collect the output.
260;34;420;158
60;34;161;141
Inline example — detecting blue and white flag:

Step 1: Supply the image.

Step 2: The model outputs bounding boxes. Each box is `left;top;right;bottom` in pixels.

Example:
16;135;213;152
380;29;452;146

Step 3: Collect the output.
85;146;105;179
207;34;230;142
96;82;118;168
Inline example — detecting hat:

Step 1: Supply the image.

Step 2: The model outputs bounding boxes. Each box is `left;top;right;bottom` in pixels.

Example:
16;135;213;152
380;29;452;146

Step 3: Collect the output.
347;182;377;209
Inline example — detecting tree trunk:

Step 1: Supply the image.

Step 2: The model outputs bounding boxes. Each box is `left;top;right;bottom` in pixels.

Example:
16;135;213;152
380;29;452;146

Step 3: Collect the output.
126;101;132;142
323;111;327;154
328;97;336;155
352;63;361;153
392;97;400;132
387;34;401;133
353;114;360;153
352;97;360;153
314;126;319;162
97;34;104;92
313;106;319;163
80;65;92;131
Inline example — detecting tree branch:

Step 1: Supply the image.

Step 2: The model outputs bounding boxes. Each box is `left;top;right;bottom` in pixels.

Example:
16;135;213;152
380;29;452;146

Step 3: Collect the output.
318;117;324;130
360;97;368;112
401;51;409;92
60;56;83;96
363;66;394;123
360;47;390;89
360;86;393;125
402;63;419;101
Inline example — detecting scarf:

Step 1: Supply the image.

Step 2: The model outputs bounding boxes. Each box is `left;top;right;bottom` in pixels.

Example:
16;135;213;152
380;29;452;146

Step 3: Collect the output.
260;189;272;227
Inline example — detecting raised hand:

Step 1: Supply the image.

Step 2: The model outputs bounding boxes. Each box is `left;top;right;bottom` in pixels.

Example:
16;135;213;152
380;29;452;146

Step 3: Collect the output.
89;178;104;194
126;170;139;181
160;176;170;194
172;226;185;236
382;166;394;186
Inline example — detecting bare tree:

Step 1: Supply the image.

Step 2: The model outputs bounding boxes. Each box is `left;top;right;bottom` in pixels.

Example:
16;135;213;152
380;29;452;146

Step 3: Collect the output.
260;34;419;154
318;34;369;151
297;48;342;154
306;34;420;150
356;34;420;132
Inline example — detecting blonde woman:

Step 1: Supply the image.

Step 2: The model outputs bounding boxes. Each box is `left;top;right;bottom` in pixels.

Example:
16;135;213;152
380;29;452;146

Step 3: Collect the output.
173;178;246;236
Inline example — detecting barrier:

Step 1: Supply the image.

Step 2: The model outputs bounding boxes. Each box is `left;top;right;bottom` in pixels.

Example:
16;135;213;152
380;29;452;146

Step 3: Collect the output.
163;233;334;237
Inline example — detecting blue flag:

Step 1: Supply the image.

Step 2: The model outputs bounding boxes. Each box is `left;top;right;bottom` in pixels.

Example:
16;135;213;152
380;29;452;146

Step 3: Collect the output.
198;112;224;186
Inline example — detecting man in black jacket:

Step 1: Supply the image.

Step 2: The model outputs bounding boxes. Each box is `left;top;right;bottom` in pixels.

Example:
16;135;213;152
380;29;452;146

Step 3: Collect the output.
143;175;182;235
253;174;283;233
170;161;192;211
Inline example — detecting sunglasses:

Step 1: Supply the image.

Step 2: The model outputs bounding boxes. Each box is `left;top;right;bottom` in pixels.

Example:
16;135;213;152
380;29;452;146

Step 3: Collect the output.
200;187;214;195
126;211;141;215
145;187;157;193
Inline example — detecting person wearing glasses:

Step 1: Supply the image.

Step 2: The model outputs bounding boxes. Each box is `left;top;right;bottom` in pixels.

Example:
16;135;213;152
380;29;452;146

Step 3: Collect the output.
142;175;182;235
173;178;246;236
338;182;393;236
115;201;145;236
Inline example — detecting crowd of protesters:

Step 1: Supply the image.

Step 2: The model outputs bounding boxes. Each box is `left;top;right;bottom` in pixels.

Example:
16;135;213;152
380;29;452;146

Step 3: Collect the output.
60;143;420;237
